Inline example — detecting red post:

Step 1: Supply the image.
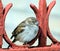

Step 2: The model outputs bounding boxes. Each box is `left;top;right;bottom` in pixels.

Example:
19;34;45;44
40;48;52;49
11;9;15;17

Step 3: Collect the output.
0;0;15;48
0;0;4;48
29;0;60;47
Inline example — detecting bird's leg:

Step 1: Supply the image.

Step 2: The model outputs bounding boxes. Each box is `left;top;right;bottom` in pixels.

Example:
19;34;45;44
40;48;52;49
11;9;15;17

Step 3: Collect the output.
24;41;29;45
23;41;30;47
24;42;35;48
7;45;11;49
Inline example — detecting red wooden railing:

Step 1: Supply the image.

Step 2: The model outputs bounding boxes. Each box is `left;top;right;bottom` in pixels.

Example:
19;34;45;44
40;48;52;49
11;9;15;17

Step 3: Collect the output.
0;0;60;51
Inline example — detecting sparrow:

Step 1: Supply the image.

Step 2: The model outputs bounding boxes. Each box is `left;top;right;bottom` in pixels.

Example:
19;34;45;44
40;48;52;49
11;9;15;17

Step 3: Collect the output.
8;17;39;48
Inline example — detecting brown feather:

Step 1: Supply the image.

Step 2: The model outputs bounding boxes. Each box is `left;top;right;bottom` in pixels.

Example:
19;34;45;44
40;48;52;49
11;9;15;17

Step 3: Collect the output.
12;21;26;37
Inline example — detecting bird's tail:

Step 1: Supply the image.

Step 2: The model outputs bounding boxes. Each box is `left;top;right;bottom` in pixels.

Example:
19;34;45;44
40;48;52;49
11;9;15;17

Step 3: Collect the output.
7;45;10;49
10;35;13;39
7;35;13;48
7;38;16;48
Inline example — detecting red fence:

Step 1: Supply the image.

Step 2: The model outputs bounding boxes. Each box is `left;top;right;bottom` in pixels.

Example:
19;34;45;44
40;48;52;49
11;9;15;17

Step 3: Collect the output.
0;45;60;51
0;0;60;51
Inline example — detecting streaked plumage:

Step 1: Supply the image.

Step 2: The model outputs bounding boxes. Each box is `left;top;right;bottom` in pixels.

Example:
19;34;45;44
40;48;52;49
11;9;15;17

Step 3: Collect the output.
8;17;39;48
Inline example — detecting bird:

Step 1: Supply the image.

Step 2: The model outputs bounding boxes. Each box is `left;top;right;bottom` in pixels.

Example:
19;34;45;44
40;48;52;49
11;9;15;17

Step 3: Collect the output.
8;17;39;48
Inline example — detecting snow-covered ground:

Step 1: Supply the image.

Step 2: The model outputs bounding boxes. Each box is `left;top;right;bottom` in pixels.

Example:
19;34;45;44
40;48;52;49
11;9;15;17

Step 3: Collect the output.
2;0;60;48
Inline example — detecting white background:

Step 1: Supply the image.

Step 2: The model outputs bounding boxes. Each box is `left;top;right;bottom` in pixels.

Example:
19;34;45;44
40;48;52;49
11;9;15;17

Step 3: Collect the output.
2;0;60;48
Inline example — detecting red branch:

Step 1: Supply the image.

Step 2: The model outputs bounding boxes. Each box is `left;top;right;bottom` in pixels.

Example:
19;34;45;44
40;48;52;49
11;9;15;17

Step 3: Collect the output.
29;0;60;47
0;0;19;48
3;3;13;21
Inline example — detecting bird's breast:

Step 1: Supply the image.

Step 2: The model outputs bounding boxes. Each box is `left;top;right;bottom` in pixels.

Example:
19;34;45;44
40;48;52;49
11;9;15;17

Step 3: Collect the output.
16;25;39;42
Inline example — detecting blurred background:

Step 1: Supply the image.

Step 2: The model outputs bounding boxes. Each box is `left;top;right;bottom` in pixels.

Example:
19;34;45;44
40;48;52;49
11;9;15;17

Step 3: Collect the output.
2;0;60;48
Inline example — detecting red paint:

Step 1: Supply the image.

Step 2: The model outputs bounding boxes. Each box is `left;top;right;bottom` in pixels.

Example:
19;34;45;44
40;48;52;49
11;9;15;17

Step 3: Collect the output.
28;0;60;47
0;0;60;51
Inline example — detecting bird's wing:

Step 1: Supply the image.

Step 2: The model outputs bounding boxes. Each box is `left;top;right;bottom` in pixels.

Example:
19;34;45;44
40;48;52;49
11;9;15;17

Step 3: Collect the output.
12;21;26;36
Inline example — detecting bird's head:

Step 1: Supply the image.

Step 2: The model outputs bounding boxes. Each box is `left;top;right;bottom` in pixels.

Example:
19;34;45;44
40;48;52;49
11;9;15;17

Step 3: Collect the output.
25;17;39;26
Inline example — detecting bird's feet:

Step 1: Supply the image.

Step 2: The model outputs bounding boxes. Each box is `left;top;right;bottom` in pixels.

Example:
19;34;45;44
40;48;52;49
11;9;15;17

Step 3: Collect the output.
23;44;34;48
